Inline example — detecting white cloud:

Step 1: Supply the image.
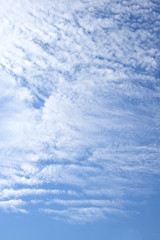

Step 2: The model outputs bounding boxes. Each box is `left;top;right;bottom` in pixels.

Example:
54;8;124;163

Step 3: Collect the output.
41;206;126;223
0;199;27;213
0;0;159;222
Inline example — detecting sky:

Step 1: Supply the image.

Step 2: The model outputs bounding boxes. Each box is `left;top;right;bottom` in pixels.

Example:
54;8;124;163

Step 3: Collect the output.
0;0;160;239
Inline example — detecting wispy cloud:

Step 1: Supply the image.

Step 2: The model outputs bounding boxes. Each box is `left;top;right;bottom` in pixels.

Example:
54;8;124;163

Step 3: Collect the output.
0;199;27;213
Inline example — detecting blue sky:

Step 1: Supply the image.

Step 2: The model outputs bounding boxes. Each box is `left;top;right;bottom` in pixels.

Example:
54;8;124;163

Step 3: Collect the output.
0;0;160;239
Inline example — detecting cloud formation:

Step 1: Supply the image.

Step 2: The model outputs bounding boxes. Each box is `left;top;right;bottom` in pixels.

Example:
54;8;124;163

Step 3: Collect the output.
0;0;159;222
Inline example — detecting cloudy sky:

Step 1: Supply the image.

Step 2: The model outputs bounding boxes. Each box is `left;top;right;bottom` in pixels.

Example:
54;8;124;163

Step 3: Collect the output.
0;0;160;239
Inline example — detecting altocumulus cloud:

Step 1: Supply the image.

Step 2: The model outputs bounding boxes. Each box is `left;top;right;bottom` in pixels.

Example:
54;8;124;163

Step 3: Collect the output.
0;0;160;222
